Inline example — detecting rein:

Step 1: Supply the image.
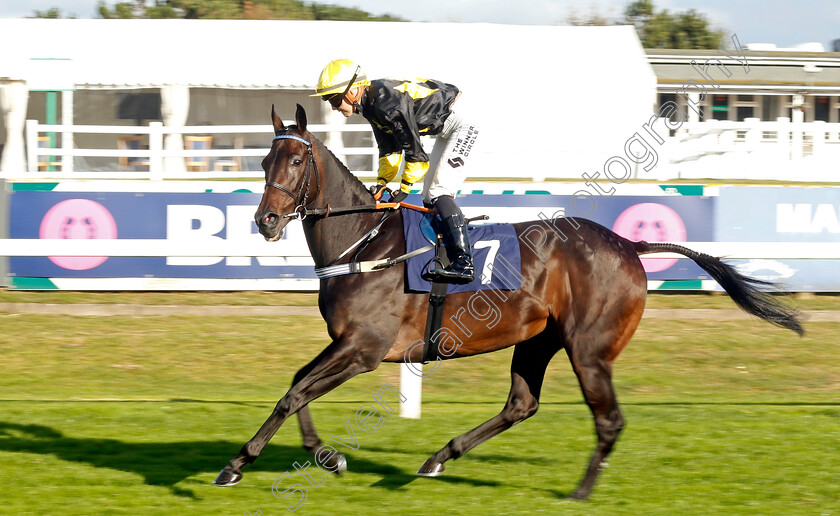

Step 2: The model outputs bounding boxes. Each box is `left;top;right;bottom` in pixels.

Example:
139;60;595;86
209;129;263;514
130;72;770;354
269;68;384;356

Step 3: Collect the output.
265;132;437;279
266;133;435;220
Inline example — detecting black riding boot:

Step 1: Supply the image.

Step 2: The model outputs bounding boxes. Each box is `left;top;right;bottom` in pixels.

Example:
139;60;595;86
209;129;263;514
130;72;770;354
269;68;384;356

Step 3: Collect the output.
427;196;475;284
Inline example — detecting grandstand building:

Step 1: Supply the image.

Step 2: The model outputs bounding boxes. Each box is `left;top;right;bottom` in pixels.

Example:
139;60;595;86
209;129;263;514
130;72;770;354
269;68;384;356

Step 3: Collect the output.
648;45;840;123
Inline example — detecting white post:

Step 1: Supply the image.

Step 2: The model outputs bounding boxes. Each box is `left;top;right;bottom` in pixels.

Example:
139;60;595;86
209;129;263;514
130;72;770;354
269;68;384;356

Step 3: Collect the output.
701;119;719;176
0;81;29;175
25;119;38;173
744;117;760;150
687;92;701;124
811;120;825;159
149;121;164;180
656;134;673;181
161;84;189;174
61;90;74;172
791;94;805;160
399;363;422;419
776;117;791;161
742;117;760;180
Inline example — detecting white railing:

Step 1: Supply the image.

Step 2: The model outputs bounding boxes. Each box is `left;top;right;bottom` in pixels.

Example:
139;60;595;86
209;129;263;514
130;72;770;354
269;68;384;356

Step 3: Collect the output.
19;121;379;180
15;118;840;182
665;117;840;181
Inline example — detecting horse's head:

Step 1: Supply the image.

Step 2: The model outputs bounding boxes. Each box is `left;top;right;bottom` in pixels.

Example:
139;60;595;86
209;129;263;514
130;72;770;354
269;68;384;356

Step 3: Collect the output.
255;104;319;241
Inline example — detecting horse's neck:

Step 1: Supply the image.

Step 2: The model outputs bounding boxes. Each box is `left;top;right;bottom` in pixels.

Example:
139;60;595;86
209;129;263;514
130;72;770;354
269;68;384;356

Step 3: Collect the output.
302;141;382;268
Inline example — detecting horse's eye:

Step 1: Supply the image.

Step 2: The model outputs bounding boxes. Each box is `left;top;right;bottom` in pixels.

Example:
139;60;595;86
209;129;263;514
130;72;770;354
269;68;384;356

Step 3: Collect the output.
292;158;303;167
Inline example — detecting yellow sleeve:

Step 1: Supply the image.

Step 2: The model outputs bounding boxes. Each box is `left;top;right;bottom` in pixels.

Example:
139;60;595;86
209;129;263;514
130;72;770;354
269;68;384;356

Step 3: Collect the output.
377;153;403;184
399;161;430;193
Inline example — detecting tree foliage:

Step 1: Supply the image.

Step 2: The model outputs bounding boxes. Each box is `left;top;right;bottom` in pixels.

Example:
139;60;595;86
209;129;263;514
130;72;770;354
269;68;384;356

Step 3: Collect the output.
566;0;725;49
30;0;403;21
623;0;725;49
29;8;76;18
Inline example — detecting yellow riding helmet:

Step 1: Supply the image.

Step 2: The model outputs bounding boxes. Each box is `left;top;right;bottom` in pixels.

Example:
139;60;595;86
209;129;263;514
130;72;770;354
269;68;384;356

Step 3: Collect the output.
311;59;368;97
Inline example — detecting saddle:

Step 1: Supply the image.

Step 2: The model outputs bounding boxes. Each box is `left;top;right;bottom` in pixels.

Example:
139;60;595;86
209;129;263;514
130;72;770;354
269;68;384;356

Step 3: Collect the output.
314;197;523;365
412;210;522;364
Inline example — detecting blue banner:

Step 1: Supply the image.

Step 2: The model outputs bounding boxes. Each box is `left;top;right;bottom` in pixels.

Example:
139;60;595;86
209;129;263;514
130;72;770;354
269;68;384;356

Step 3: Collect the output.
9;191;714;282
717;186;840;242
716;186;840;292
9;191;313;279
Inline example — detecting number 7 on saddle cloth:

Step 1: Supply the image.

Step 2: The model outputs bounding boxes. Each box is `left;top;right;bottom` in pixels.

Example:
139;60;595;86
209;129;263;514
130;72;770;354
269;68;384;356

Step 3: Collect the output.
401;208;522;294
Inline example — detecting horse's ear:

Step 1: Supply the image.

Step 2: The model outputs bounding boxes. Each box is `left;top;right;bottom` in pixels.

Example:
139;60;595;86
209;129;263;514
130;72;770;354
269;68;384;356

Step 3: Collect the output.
295;104;307;133
271;104;285;135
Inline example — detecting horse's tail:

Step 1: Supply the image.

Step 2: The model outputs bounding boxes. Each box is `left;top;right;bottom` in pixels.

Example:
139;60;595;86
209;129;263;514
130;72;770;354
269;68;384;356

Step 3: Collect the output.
634;241;804;336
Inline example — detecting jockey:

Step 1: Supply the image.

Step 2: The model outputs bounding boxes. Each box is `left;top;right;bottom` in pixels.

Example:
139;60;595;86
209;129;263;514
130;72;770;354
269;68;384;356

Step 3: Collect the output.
312;58;478;285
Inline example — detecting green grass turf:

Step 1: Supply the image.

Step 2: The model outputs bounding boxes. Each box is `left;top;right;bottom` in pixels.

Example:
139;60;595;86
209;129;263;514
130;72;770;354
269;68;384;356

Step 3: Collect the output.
1;402;837;515
0;308;837;514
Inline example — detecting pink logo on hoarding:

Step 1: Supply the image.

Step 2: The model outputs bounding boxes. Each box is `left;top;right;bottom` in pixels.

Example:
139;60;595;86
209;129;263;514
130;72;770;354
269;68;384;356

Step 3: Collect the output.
39;199;118;270
612;203;687;272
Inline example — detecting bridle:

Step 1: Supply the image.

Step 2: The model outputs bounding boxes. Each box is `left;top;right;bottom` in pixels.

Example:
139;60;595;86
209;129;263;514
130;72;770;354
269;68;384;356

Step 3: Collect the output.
265;133;321;220
260;129;446;277
265;131;431;220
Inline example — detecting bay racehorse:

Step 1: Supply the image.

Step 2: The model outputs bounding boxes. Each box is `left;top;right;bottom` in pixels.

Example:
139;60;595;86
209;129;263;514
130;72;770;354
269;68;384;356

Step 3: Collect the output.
214;104;803;499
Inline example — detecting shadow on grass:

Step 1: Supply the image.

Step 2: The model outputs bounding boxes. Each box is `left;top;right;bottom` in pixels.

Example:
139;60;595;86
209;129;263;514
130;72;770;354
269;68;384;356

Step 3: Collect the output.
0;421;505;498
362;444;553;466
0;421;310;498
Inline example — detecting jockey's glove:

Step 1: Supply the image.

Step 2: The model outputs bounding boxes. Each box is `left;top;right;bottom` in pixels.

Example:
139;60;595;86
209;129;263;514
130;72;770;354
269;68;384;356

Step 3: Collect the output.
390;190;408;203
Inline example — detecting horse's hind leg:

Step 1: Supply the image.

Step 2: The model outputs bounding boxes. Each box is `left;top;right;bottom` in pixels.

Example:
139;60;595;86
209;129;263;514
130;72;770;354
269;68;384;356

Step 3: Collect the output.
296;406;346;472
565;310;641;500
567;354;623;500
418;330;561;476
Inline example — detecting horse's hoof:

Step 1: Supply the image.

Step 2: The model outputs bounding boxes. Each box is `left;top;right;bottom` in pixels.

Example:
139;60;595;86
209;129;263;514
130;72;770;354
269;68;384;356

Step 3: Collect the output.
328;453;347;475
417;459;444;477
334;453;347;474
569;488;590;501
214;468;243;486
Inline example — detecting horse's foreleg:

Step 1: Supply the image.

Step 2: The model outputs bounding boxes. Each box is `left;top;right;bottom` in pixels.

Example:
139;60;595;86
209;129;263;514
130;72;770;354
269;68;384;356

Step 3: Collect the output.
289;356;347;472
214;338;378;486
418;332;559;476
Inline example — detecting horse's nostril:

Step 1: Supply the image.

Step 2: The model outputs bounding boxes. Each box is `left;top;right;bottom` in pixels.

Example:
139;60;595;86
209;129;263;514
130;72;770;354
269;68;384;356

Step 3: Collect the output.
263;212;279;227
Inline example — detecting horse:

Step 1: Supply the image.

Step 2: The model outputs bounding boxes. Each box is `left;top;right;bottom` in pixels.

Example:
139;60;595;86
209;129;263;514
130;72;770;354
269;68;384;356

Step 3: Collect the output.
213;104;803;500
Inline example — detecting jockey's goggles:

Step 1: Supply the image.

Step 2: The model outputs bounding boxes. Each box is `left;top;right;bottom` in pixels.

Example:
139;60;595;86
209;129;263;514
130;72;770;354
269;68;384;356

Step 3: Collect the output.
321;66;360;108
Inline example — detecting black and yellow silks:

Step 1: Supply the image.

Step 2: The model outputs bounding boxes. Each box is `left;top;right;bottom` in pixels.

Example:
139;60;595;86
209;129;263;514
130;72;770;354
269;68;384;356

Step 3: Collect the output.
361;78;459;194
377;155;430;194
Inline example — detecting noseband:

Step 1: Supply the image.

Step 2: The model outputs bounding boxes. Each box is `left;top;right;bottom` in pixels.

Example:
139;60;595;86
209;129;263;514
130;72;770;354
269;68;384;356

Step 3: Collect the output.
266;134;320;220
263;132;433;221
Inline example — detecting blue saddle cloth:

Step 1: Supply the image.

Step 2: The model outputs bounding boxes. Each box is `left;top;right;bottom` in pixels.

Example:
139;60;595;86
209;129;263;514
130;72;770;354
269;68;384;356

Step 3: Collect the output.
401;207;522;293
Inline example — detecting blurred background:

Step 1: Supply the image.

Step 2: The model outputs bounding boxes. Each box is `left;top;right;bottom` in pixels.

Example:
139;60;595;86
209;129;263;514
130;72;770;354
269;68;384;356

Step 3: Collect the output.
0;3;838;514
1;0;838;291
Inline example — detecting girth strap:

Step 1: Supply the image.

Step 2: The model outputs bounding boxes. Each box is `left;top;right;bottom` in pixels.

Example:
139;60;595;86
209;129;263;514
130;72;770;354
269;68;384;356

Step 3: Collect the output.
422;238;451;364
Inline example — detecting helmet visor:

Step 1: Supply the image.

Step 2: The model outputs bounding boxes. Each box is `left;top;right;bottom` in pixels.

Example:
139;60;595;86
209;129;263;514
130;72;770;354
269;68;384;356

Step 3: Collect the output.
319;66;360;105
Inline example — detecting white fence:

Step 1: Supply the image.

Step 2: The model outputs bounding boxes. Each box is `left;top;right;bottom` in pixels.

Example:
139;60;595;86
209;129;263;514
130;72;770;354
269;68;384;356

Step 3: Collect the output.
17;120;379;180
11;117;840;182
665;118;840;181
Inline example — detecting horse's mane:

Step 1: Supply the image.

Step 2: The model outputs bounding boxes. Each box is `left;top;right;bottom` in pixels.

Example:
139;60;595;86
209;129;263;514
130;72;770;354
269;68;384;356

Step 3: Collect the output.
287;124;372;200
